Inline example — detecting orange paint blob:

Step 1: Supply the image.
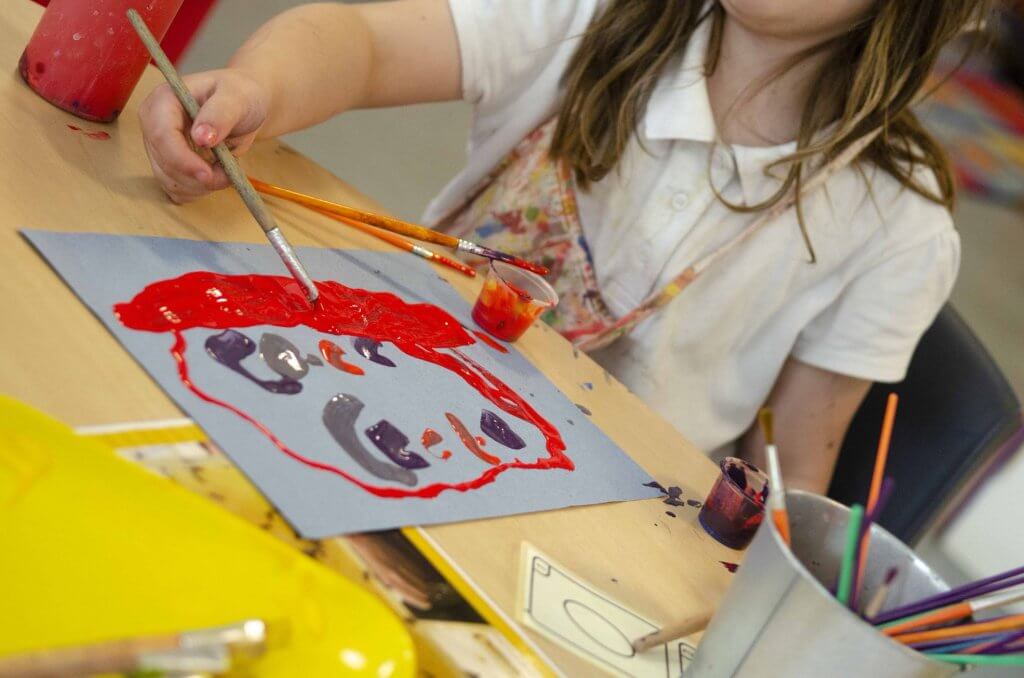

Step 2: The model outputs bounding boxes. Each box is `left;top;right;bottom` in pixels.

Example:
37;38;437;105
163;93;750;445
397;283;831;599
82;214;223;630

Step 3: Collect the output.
318;339;365;375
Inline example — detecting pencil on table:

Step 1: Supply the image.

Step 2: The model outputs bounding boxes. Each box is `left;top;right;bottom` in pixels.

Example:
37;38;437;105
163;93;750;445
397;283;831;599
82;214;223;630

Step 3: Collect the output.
630;609;713;653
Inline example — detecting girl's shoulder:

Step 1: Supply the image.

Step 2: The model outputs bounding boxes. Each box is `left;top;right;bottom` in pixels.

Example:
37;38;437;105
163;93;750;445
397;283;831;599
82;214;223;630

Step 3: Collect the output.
827;158;956;251
449;0;604;106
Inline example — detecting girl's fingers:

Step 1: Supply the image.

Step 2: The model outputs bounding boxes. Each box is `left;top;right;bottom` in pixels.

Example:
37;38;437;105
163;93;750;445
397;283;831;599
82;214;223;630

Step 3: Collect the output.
139;84;216;184
143;135;214;202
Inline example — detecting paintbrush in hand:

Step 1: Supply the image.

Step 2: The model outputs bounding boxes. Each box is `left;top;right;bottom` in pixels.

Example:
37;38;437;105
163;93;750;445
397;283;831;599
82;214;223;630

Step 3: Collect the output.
127;9;319;303
249;178;549;276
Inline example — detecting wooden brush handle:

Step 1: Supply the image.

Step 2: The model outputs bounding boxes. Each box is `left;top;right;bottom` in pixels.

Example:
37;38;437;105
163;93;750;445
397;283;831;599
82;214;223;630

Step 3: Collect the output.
631;610;712;653
127;9;279;236
250;178;460;249
0;636;179;678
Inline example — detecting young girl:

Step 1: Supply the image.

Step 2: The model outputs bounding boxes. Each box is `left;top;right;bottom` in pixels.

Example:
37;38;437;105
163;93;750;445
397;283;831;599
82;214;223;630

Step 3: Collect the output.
139;0;987;492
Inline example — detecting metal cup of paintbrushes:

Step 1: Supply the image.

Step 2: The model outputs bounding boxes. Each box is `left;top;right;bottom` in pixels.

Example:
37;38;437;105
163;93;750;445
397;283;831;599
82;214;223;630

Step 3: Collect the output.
688;491;958;678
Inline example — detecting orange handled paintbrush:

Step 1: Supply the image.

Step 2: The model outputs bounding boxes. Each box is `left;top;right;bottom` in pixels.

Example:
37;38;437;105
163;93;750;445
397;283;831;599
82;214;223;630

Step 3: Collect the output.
249;178;548;276
308;207;476;278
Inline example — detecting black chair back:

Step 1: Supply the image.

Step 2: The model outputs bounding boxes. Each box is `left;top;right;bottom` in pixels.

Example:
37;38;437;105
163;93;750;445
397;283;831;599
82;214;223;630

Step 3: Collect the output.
828;305;1022;544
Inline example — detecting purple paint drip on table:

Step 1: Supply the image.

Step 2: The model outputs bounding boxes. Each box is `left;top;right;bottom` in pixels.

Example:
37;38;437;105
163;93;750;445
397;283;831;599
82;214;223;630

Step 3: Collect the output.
205;329;302;394
479;409;527;450
365;419;431;470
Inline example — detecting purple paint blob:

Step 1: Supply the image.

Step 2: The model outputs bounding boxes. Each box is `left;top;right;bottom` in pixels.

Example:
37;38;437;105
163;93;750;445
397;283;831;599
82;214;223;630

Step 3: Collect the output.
687;499;702;508
365;419;430;470
352;337;397;367
480;409;526;450
575;403;592;416
205;330;302;394
663;486;685;507
643;481;687;506
322;395;417;486
720;561;739;573
666;511;676;518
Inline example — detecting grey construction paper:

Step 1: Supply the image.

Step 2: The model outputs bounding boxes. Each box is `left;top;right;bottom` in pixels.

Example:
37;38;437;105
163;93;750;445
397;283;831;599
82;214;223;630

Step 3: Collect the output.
23;230;660;537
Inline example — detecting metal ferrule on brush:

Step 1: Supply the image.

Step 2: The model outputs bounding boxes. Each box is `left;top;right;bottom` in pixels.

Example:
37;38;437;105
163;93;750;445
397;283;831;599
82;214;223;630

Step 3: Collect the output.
266;227;319;302
456;239;482;257
410;244;434;259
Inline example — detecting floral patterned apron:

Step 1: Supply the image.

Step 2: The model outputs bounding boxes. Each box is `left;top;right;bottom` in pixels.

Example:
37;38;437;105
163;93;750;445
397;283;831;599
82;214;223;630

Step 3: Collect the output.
431;118;875;352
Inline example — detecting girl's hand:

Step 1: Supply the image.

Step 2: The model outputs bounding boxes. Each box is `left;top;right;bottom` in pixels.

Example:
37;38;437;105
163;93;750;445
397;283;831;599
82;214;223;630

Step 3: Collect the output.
138;69;270;203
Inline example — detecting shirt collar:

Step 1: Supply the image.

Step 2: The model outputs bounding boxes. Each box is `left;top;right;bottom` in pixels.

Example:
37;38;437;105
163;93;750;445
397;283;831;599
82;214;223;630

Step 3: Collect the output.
641;15;797;205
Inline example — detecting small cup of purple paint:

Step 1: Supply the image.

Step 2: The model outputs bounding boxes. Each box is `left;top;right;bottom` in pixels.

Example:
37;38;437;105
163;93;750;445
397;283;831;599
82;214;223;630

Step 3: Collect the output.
698;457;769;550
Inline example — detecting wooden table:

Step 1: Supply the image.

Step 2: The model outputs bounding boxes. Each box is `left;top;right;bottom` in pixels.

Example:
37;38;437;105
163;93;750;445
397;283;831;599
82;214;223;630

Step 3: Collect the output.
0;2;737;674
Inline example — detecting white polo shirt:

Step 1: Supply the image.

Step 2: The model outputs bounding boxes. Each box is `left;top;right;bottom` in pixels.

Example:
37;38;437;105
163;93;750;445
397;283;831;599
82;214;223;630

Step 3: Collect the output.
427;0;959;453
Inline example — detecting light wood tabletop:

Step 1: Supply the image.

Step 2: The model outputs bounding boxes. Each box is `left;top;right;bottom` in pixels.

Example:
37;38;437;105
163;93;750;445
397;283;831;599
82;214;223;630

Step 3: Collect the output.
0;2;739;674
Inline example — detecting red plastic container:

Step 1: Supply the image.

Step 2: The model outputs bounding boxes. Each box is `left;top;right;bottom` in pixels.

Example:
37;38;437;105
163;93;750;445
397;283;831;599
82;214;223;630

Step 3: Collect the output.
19;0;184;122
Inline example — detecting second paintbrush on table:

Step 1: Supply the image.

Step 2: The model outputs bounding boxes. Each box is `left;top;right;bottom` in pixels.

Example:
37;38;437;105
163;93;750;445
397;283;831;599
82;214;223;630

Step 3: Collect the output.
249;178;549;276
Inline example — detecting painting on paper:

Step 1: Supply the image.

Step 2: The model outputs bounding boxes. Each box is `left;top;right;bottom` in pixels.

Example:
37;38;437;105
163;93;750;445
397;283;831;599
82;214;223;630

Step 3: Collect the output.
24;231;658;537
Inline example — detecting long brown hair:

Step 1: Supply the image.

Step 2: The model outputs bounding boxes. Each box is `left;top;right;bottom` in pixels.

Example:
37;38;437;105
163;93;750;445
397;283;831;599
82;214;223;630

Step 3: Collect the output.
551;1;988;259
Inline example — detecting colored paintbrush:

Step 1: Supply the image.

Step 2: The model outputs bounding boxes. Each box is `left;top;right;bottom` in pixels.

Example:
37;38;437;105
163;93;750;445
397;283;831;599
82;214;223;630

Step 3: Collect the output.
873;565;1024;624
958;628;1024;655
883;587;1024;637
836;504;864;606
853;393;898;603
758;408;790;545
308;206;476;278
630;609;713;653
928;654;1024;667
0;619;267;678
248;178;549;276
849;476;895;611
127;10;319;303
892;613;1024;646
863;566;900;619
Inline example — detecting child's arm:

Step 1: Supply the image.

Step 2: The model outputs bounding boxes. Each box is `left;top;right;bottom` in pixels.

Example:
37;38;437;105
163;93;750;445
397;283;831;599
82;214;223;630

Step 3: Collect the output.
138;0;460;202
738;358;871;494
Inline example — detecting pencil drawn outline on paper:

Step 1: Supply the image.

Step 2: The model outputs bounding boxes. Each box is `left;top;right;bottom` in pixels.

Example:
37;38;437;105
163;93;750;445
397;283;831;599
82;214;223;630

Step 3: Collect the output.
562;599;637;658
525;553;671;677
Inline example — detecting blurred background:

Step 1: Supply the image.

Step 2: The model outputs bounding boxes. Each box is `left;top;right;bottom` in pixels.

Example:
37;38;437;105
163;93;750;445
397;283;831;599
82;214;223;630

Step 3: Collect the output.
80;0;1024;670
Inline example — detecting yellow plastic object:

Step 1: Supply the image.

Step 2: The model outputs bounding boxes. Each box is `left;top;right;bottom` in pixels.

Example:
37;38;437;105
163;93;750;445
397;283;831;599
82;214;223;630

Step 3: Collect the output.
0;396;415;676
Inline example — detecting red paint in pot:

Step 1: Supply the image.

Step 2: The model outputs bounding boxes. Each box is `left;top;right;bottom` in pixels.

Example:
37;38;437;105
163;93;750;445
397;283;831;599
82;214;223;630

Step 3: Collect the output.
20;0;184;122
698;457;769;550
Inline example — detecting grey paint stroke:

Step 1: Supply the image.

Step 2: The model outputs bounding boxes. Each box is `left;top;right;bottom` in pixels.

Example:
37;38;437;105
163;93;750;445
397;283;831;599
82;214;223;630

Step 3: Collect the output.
259;332;309;379
322;394;417;486
205;330;302;395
